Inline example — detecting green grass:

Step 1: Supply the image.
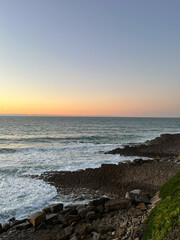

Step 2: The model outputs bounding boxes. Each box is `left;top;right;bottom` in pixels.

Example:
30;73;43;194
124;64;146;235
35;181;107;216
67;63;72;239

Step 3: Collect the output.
143;171;180;240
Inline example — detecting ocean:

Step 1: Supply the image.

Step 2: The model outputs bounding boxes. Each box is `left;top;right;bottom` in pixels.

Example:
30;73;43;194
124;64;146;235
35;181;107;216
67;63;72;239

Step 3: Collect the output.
0;116;180;223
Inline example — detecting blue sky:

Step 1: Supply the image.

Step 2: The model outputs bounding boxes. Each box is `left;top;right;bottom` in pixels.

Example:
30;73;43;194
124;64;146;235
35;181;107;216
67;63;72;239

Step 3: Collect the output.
0;0;180;116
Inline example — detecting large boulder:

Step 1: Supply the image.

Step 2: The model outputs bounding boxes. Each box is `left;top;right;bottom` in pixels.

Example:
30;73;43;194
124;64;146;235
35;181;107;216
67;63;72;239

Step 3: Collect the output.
42;203;63;213
125;189;150;203
105;199;132;212
28;211;46;227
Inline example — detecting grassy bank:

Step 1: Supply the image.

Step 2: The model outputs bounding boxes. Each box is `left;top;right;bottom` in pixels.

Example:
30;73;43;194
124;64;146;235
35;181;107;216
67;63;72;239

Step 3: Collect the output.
143;171;180;240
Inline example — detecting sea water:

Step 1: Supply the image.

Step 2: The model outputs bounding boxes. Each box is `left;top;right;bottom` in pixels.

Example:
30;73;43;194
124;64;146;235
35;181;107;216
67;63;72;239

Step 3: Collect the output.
0;116;180;223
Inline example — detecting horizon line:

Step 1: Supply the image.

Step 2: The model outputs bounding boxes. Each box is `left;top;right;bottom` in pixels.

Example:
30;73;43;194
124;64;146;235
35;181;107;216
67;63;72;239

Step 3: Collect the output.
0;114;180;118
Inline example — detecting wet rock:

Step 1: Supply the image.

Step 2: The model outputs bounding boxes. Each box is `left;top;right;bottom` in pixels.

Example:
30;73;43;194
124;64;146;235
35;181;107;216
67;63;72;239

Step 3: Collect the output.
11;218;28;227
2;223;10;232
28;211;46;228
105;199;132;212
15;222;32;230
42;203;63;213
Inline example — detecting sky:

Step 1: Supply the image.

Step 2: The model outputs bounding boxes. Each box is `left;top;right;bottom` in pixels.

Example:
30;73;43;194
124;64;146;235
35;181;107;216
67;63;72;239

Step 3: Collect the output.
0;0;180;117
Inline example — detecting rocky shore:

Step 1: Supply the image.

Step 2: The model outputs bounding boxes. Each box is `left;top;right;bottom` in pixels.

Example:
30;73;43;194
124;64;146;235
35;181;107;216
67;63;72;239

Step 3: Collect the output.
0;189;160;240
1;133;180;240
105;133;180;158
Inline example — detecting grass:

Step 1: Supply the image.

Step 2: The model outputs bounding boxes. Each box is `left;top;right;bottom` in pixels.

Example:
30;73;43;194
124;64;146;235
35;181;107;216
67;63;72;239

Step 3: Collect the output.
143;171;180;240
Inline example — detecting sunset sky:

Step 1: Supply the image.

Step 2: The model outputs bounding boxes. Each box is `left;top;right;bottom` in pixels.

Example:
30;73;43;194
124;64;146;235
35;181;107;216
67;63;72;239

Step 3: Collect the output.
0;0;180;117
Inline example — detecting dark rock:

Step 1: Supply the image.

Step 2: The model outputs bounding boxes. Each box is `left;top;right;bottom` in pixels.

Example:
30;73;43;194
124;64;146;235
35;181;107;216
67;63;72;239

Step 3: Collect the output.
89;197;110;206
86;211;96;221
0;223;2;234
45;213;58;225
105;199;132;212
125;189;150;203
42;203;63;213
11;218;28;227
64;226;74;236
106;133;180;158
65;215;80;225
15;222;32;230
56;229;69;240
2;223;10;232
74;223;92;235
128;207;142;217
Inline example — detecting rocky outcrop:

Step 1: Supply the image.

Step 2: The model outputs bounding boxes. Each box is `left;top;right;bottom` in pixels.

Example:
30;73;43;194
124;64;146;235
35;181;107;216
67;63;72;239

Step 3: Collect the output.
0;192;155;240
40;159;180;197
106;133;180;158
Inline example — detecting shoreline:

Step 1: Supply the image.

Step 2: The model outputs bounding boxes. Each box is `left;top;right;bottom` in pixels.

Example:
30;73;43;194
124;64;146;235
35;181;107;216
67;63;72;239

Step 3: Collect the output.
1;133;180;239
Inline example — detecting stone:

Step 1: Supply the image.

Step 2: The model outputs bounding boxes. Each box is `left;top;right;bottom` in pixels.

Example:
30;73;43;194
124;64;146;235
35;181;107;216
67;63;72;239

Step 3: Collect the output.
11;218;28;227
45;213;58;224
65;215;80;224
105;199;132;212
74;223;92;235
28;211;46;227
135;202;147;210
0;223;2;234
86;211;96;221
2;223;10;232
116;227;125;236
70;236;78;240
88;197;110;206
76;204;86;211
125;189;150;203
96;204;104;213
15;222;32;230
42;203;63;213
64;226;74;236
56;229;69;240
78;208;88;218
128;208;142;217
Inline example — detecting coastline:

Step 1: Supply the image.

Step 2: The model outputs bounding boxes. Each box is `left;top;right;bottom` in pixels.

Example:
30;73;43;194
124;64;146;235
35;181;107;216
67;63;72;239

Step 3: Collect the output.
1;133;180;239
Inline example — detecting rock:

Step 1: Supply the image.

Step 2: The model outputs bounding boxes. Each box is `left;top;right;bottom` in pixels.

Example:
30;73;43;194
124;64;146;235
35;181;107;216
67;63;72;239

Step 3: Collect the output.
78;208;88;218
76;204;86;211
116;227;125;236
28;211;46;228
15;222;32;230
135;202;147;210
125;189;150;203
86;211;96;221
45;213;58;225
42;203;63;213
70;236;78;240
105;199;132;212
128;208;142;217
2;223;10;232
0;223;2;234
8;217;15;222
11;218;28;227
56;229;69;240
64;226;74;236
65;215;80;225
74;223;92;235
89;197;110;206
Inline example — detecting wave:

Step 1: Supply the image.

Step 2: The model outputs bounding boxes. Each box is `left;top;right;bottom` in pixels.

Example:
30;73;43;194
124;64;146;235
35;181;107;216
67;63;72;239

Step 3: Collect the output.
0;135;107;144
